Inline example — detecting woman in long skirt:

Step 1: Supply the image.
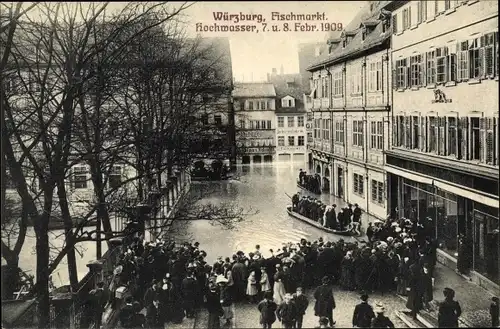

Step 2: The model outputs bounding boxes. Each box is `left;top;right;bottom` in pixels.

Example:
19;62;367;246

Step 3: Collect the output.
260;267;271;299
340;252;355;290
397;257;410;296
422;264;434;311
246;271;259;303
273;277;286;305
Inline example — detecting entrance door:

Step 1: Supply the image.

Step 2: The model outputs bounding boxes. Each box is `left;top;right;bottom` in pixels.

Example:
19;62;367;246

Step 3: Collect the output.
337;167;344;199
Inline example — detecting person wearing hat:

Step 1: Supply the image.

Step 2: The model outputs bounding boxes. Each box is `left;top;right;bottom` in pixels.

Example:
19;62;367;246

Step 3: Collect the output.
231;257;247;302
206;280;224;329
371;303;394;328
144;280;161;328
490;296;499;328
438;287;461;328
292;287;309;329
181;271;197;318
314;276;336;327
257;291;278;329
352;204;362;235
119;296;135;328
277;293;298;329
352;292;375;328
406;261;424;320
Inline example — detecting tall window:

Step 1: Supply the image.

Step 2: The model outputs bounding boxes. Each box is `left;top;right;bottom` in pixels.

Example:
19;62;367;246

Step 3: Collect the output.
405;116;411;148
353;120;364;147
419;117;427;151
248;101;254;110
297;116;304;127
370;121;383;150
335;120;344;143
438;117;447;156
484;118;496;165
469;37;482;79
436;47;449;84
397;116;405;147
108;166;122;189
457;41;469;81
471;118;480;160
260;101;267;110
369;62;382;92
73;166;88;189
350;65;362;94
255;121;261;129
396;59;407;89
240;119;246;129
288;116;294;127
267;120;272;129
429;117;437;152
483;32;495;78
448;117;458;157
402;7;410;31
278;117;284;127
412;116;419;149
314;119;321;139
278;136;285;146
261;120;266;129
353;173;364;196
426;50;436;85
371;179;384;205
322;119;330;140
418;0;427;23
298;136;305;146
410;55;423;87
288;136;295;146
333;71;343;96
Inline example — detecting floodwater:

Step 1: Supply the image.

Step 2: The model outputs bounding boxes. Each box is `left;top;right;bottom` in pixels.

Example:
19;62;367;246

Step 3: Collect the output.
4;162;360;286
171;162;361;264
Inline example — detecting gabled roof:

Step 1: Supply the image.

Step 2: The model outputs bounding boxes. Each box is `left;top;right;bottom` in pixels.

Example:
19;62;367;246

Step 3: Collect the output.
307;1;391;71
232;83;276;98
269;73;306;113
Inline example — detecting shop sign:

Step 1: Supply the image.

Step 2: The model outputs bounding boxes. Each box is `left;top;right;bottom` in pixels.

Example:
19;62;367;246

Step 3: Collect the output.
431;89;452;103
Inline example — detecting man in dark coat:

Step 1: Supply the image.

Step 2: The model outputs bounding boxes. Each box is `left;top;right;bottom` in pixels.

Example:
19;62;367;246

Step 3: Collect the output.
231;258;247;302
292;287;309;329
206;282;224;329
314;276;336;327
371;304;394;328
181;271;197;318
406;262;423;319
144;280;160;328
292;192;300;211
257;291;277;329
277;293;298;329
119;296;135;328
352;292;375;328
352;204;362;234
438;288;461;328
326;205;337;229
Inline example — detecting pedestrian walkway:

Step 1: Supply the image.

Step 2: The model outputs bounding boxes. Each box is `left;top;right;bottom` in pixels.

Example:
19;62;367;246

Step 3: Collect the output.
398;262;495;328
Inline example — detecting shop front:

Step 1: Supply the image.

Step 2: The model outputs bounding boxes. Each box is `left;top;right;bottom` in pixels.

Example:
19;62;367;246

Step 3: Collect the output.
392;174;499;286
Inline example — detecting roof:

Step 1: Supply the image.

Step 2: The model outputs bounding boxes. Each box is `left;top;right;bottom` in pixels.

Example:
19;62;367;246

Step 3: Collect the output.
232;83;276;98
268;74;306;113
2;299;37;326
307;1;391;71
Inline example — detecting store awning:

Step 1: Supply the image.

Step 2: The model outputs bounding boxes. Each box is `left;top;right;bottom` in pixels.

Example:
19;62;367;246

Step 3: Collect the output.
433;180;498;209
385;165;434;185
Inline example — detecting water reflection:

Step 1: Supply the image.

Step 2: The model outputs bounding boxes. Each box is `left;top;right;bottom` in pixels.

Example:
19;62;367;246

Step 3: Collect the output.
172;162;358;264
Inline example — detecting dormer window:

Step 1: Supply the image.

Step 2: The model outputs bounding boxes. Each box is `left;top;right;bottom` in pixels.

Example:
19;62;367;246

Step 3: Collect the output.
281;96;295;108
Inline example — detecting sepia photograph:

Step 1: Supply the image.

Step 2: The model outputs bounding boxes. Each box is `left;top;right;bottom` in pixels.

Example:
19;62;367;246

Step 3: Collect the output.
0;1;498;328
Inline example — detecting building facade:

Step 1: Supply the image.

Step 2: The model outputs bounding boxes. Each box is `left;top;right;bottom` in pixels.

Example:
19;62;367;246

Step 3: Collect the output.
307;2;393;219
233;83;277;164
384;0;499;289
267;72;307;164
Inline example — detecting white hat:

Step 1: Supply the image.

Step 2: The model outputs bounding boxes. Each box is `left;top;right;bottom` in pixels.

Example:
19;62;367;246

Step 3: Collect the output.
395;227;402;233
216;275;229;284
391;222;398;227
253;255;261;260
374;303;385;313
386;237;394;242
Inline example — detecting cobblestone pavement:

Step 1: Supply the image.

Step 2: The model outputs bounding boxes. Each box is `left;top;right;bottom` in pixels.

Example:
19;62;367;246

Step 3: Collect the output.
194;286;409;328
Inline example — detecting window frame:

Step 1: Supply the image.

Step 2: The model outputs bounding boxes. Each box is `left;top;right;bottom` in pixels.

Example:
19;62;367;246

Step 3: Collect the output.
72;165;88;189
298;136;305;146
288;135;295;146
287;116;295;128
297;116;304;127
278;117;284;128
278;136;285;146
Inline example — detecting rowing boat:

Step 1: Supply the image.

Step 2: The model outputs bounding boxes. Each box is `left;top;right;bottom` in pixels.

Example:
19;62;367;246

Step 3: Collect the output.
286;205;355;236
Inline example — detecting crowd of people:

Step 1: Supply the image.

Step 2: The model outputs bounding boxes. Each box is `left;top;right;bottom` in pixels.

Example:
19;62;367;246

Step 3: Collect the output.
101;198;487;329
291;192;362;234
298;169;322;194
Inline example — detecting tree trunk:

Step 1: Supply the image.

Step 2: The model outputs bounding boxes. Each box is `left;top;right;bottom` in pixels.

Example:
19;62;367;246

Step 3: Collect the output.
89;161;113;244
56;179;79;291
35;208;51;329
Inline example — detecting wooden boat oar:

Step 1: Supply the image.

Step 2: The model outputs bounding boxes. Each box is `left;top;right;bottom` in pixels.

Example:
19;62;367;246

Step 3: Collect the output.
284;192;292;199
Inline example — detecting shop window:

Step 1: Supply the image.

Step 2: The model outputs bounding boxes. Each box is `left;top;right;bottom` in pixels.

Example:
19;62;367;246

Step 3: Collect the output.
435;192;459;255
472;206;499;283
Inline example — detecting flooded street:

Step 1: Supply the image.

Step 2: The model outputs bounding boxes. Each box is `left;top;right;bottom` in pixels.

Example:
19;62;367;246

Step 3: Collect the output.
171;162;361;264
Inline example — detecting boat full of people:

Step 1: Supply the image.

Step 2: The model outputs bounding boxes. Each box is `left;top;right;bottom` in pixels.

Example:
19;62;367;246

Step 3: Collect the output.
286;205;354;236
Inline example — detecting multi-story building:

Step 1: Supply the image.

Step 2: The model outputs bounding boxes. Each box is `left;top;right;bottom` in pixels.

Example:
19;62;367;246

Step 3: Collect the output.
383;0;499;290
267;72;307;164
307;1;393;215
233;83;277;164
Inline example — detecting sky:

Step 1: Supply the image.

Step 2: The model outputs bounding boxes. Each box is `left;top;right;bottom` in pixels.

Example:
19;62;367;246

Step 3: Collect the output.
15;1;367;82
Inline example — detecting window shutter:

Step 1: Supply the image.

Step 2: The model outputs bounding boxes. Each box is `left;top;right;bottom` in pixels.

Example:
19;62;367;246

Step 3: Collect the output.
478;47;485;78
459;117;468;160
392;14;398;34
406;65;411;89
421;52;427;86
392;68;397;90
419;116;425;151
438;117;445;155
479;117;485;162
486;118;494;165
485;45;494;78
